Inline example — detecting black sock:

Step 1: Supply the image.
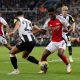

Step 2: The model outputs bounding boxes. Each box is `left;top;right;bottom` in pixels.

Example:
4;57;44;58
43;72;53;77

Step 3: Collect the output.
27;56;39;64
10;57;18;69
68;46;72;55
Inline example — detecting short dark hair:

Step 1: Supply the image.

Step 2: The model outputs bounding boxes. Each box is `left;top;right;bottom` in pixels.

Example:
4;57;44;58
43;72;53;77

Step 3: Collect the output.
48;7;56;12
16;11;23;16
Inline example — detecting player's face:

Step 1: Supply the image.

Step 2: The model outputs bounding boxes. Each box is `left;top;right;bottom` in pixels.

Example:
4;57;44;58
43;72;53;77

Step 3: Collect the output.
62;9;68;16
48;11;56;19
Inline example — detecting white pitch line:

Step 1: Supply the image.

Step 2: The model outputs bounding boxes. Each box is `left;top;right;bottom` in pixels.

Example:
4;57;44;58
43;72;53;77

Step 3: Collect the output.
1;58;80;63
48;58;80;62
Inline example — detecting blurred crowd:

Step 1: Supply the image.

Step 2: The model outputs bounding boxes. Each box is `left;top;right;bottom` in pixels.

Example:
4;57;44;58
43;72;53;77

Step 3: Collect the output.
0;0;80;46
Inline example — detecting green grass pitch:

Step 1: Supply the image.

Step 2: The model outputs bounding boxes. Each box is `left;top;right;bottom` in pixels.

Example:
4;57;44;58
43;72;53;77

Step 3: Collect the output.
0;46;80;80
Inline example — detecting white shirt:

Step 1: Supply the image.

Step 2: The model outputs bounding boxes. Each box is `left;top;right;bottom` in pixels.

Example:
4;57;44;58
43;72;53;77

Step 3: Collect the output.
17;16;34;42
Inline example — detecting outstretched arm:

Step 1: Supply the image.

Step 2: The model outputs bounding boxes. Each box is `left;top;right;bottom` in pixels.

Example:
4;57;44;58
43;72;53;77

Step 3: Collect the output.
32;25;46;34
5;24;9;34
32;25;41;34
8;21;20;37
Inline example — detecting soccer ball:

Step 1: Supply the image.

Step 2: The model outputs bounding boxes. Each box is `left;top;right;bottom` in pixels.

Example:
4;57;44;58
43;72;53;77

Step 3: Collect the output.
40;61;48;73
40;61;48;65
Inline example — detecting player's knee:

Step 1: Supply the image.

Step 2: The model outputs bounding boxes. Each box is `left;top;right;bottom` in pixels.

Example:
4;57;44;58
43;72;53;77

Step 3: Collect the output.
9;50;12;54
58;52;63;56
9;50;15;55
9;51;16;57
22;55;28;59
22;55;25;59
22;53;29;59
43;50;51;57
58;49;64;56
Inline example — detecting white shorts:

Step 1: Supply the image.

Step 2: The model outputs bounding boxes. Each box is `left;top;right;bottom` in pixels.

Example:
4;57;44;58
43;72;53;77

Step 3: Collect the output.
62;33;71;46
0;36;7;44
46;40;66;52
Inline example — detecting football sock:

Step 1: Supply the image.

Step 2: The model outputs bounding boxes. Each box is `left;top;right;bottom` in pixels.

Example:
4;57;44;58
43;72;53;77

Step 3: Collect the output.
59;54;69;65
27;56;39;64
68;46;72;55
10;57;18;69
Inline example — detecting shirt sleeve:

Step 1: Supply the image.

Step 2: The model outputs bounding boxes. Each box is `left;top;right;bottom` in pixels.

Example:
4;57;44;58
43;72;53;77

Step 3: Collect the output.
0;17;7;25
43;18;50;29
60;16;70;28
69;15;75;23
14;18;20;25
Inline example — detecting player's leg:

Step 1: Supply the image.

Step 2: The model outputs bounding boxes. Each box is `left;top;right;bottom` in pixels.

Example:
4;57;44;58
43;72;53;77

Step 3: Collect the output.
68;46;72;56
1;36;19;75
39;42;57;74
8;46;21;75
0;36;12;50
58;40;72;73
68;46;73;62
22;51;40;65
38;49;51;74
22;41;40;65
4;43;12;50
66;34;73;62
67;41;73;62
58;49;71;73
41;49;51;61
68;37;80;62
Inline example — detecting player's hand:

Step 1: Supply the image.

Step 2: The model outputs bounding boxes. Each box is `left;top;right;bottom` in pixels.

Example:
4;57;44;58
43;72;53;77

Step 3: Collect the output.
6;33;10;39
6;33;9;37
72;30;75;33
40;29;47;34
7;32;14;37
68;29;73;34
63;29;68;32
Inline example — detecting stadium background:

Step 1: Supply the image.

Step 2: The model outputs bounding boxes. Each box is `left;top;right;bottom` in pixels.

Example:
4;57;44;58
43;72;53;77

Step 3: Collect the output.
0;0;80;46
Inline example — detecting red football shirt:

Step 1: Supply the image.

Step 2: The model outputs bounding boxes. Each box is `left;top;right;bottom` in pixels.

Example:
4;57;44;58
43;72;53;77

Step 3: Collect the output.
0;22;3;36
47;15;69;42
0;17;7;36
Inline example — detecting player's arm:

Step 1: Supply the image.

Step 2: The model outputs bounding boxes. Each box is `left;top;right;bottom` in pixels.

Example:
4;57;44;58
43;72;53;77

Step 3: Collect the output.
67;26;73;34
1;17;10;34
32;19;49;34
67;16;75;33
63;24;73;33
39;18;50;34
63;26;73;33
8;21;20;36
70;16;75;32
62;18;72;33
72;22;75;32
5;24;9;34
32;25;46;34
32;25;41;34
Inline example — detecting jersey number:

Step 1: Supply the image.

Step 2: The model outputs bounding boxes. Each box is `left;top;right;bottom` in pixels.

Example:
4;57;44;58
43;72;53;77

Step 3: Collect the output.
22;21;32;31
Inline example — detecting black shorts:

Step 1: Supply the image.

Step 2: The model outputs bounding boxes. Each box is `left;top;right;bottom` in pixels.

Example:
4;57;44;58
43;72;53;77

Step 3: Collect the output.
16;40;36;53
